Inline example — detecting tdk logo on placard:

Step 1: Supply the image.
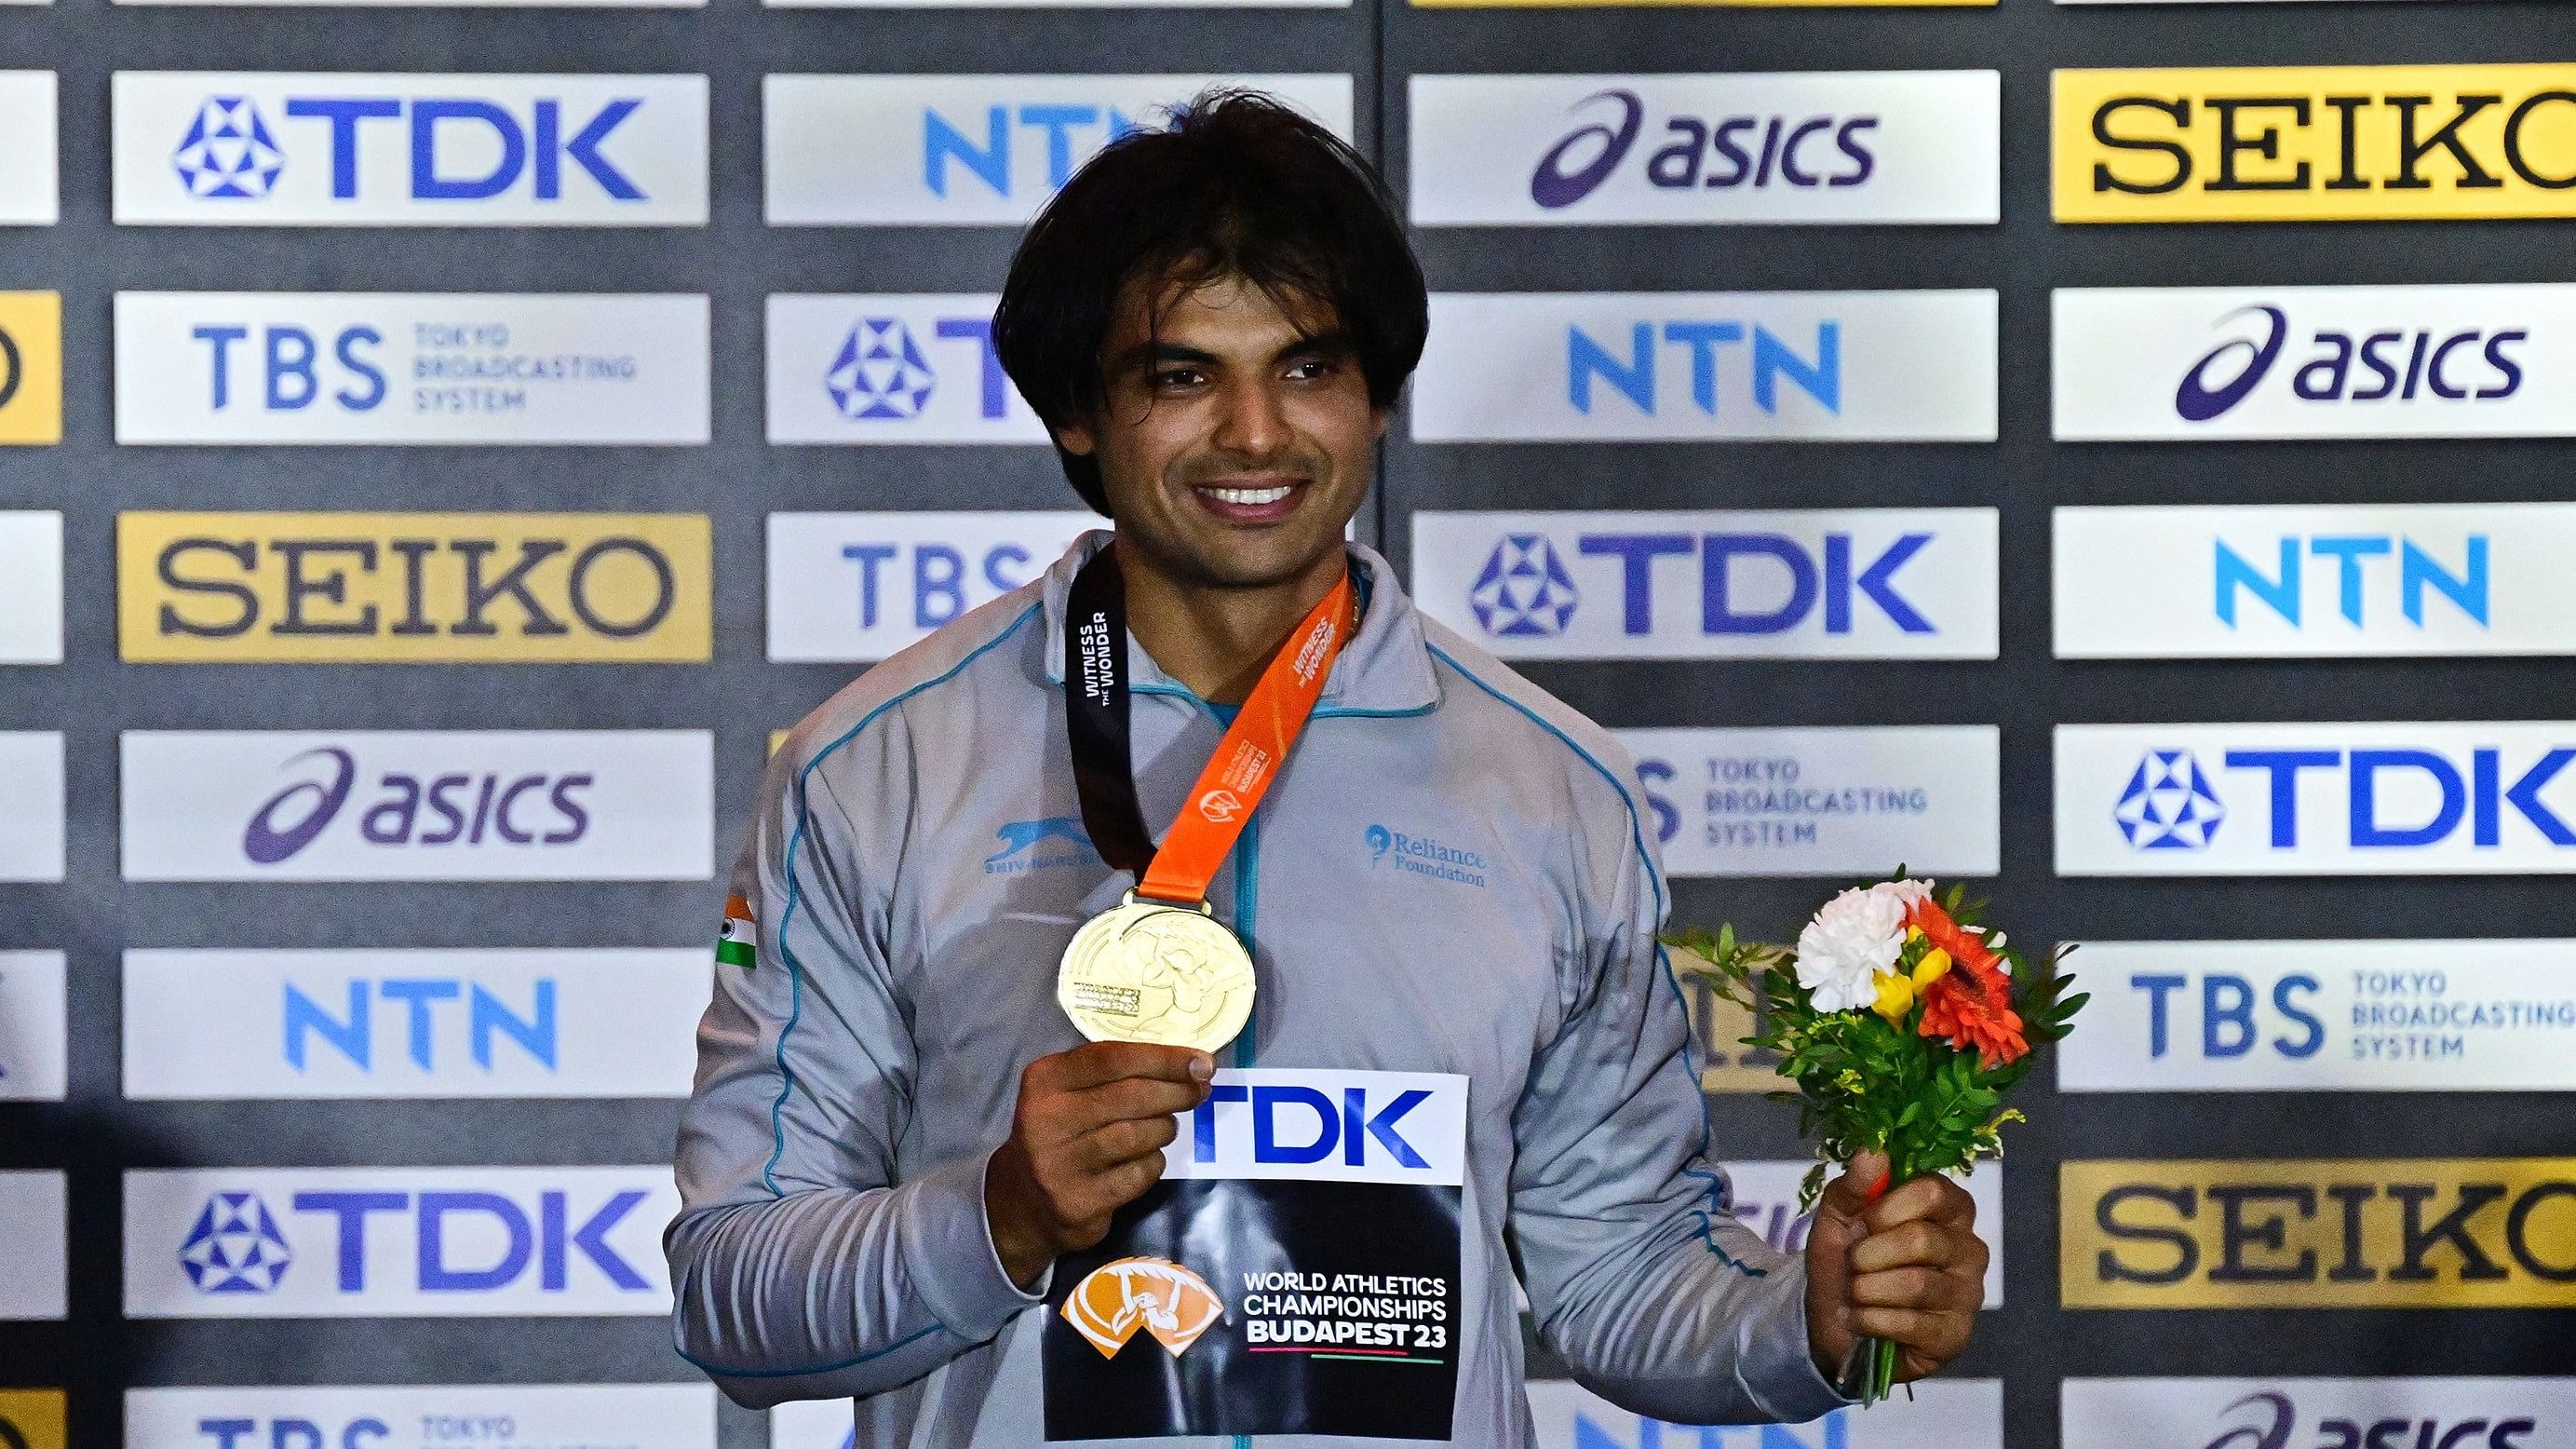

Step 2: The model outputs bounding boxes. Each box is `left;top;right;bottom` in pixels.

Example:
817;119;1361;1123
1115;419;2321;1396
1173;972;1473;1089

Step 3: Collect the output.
129;1169;677;1317
1530;88;1877;209
1167;1070;1467;1186
1569;318;1839;419
1417;510;1999;660
2176;305;2525;423
115;74;709;225
825;316;1005;423
2061;724;2576;876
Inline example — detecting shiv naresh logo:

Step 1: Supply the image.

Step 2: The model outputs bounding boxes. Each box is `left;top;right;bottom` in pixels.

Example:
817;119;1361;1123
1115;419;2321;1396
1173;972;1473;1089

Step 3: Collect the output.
984;817;1094;874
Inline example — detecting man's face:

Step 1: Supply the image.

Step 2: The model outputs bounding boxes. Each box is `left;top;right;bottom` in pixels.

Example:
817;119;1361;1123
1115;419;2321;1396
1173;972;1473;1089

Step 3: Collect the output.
1055;273;1385;591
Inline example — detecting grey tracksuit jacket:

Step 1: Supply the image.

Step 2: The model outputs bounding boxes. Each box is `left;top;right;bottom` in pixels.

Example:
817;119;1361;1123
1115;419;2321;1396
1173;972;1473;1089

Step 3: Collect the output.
667;532;1851;1446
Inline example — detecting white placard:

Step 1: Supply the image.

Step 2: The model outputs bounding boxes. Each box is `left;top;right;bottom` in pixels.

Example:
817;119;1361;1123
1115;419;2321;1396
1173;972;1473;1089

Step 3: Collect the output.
120;730;712;881
767;512;1094;661
0;1172;67;1319
1621;726;2000;877
1414;291;1996;442
125;948;709;1099
1412;509;1998;660
115;73;708;226
128;1387;719;1449
763;74;1353;225
0;512;63;662
0;733;66;882
0;952;66;1102
1530;1377;2003;1449
765;295;1045;444
2063;1378;2576;1449
1411;73;1999;226
0;74;59;223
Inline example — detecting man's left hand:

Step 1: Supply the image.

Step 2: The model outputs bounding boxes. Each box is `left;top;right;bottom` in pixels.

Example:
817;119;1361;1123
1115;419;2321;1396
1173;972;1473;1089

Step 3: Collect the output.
1801;1149;1988;1388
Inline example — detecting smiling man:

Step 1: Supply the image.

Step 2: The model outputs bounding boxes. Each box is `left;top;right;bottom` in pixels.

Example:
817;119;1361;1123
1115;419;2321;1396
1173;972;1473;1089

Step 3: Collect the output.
668;91;1988;1446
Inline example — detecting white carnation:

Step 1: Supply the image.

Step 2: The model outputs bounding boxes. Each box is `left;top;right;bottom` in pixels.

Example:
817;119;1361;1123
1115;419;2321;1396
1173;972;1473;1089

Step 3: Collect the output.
1794;881;1926;1013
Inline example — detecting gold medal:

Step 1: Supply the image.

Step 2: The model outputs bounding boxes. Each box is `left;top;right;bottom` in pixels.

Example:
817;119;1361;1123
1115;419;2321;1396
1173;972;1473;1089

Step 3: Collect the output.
1057;892;1256;1053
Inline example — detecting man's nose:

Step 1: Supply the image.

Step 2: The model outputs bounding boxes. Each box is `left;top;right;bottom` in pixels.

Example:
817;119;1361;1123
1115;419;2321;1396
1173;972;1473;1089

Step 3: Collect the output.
1209;375;1289;459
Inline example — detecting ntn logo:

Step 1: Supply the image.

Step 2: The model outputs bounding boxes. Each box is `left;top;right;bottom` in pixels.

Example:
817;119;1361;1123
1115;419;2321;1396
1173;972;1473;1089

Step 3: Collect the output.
2216;535;2487;628
1571;531;1932;635
285;978;555;1072
925;103;1148;197
179;94;649;200
1532;88;1877;208
247;748;591;863
2178;305;2526;420
839;538;1048;629
1570;321;1839;416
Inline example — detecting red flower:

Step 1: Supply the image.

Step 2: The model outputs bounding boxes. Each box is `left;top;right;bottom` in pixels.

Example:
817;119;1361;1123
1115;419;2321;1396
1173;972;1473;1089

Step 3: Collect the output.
1906;898;2028;1070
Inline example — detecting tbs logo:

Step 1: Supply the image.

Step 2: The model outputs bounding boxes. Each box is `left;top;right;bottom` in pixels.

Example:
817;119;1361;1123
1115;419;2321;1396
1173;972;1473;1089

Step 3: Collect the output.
2196;1391;2533;1449
2177;305;2526;423
1467;530;1933;641
1570;319;1840;419
2126;972;2325;1063
244;746;592;865
1531;88;1877;210
839;535;1050;631
171;91;651;205
825;316;1006;423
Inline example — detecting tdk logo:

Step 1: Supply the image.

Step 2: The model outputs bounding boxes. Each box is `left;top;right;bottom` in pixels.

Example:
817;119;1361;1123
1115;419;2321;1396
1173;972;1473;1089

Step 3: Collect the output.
244;747;592;865
1533;88;1876;210
2190;1391;2533;1449
2118;743;2576;851
1570;320;1838;418
2178;305;2526;422
926;103;1145;198
1472;531;1932;639
2217;535;2487;630
286;978;555;1075
177;1186;646;1295
173;99;286;199
826;316;1005;423
1194;1085;1430;1170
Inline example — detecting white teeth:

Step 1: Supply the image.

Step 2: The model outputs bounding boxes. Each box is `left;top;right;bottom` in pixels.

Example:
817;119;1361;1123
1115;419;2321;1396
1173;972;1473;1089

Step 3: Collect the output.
1203;485;1293;506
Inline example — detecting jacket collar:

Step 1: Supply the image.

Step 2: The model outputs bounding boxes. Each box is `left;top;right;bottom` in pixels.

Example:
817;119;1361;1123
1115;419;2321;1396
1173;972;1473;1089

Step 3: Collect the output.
1039;529;1442;717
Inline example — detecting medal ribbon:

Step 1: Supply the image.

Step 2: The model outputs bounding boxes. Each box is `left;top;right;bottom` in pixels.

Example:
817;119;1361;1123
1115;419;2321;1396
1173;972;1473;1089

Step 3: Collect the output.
1063;543;1357;907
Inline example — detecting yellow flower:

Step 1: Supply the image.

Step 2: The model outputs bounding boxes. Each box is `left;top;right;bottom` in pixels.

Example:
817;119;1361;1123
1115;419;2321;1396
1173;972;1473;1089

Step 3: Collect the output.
1905;925;1923;943
1870;971;1915;1020
1911;947;1953;988
1836;1068;1865;1095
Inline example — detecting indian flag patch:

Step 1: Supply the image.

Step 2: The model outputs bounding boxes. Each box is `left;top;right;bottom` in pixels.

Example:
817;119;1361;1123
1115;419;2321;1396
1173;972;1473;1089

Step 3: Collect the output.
717;894;757;970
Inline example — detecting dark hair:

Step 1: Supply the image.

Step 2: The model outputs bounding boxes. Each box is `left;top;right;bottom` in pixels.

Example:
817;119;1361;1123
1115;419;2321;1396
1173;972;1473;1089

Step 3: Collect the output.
992;88;1429;516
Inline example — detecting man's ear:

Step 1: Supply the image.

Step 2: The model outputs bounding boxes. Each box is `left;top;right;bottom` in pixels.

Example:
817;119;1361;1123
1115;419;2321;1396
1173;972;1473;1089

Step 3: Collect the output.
1054;421;1098;457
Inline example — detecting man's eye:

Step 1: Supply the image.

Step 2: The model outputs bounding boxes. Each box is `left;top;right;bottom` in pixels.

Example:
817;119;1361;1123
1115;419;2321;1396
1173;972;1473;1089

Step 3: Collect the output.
1153;368;1205;388
1286;359;1334;382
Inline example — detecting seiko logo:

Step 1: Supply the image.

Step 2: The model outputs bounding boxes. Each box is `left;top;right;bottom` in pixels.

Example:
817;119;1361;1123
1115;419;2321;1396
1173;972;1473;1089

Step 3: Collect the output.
152;533;674;642
2089;90;2576;199
1059;1257;1224;1359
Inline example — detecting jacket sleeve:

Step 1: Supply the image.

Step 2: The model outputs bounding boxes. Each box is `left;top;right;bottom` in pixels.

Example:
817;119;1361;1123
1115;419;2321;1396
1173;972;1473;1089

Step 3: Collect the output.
1505;821;1854;1427
664;725;1045;1409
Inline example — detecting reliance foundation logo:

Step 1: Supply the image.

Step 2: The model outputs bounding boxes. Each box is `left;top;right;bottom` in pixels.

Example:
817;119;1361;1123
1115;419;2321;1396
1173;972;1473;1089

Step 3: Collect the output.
1365;824;1490;888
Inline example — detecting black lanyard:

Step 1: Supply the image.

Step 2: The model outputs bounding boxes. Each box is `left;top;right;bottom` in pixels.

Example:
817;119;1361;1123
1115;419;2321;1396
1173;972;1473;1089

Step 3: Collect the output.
1062;545;1157;880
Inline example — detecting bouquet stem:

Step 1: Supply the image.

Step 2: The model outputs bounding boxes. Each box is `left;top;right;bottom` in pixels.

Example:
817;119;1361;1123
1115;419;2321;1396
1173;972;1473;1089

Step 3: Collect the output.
1831;1334;1899;1405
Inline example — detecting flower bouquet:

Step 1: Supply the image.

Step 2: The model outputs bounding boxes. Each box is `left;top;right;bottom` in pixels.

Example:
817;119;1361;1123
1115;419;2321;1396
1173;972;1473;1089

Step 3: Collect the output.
1666;875;2084;1404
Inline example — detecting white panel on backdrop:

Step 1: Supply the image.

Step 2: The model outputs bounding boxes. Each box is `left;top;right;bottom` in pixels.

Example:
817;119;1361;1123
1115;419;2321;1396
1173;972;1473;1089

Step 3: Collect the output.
0;732;66;882
770;1401;855;1449
1721;1160;2002;1306
124;1166;680;1317
768;512;1097;661
2057;723;2576;876
0;511;63;662
2062;940;2576;1092
2063;1379;2576;1449
762;74;1355;225
123;949;709;1100
1409;73;2000;227
115;293;710;444
1618;726;2000;878
765;295;1046;443
0;1171;67;1319
1527;1378;2003;1449
772;0;1342;7
119;730;712;882
0;952;67;1103
1413;291;1997;442
113;74;708;225
128;1387;719;1449
0;74;59;223
2055;504;2576;658
2055;285;2576;440
1411;510;1999;660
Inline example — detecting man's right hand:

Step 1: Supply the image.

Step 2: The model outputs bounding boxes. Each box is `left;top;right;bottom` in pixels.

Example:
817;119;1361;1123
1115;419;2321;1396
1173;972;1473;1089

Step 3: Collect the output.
983;1041;1216;1290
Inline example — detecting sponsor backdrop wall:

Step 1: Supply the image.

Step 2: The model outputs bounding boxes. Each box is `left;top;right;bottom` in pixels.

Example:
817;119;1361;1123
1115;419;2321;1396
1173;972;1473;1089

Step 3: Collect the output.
0;0;2569;1445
